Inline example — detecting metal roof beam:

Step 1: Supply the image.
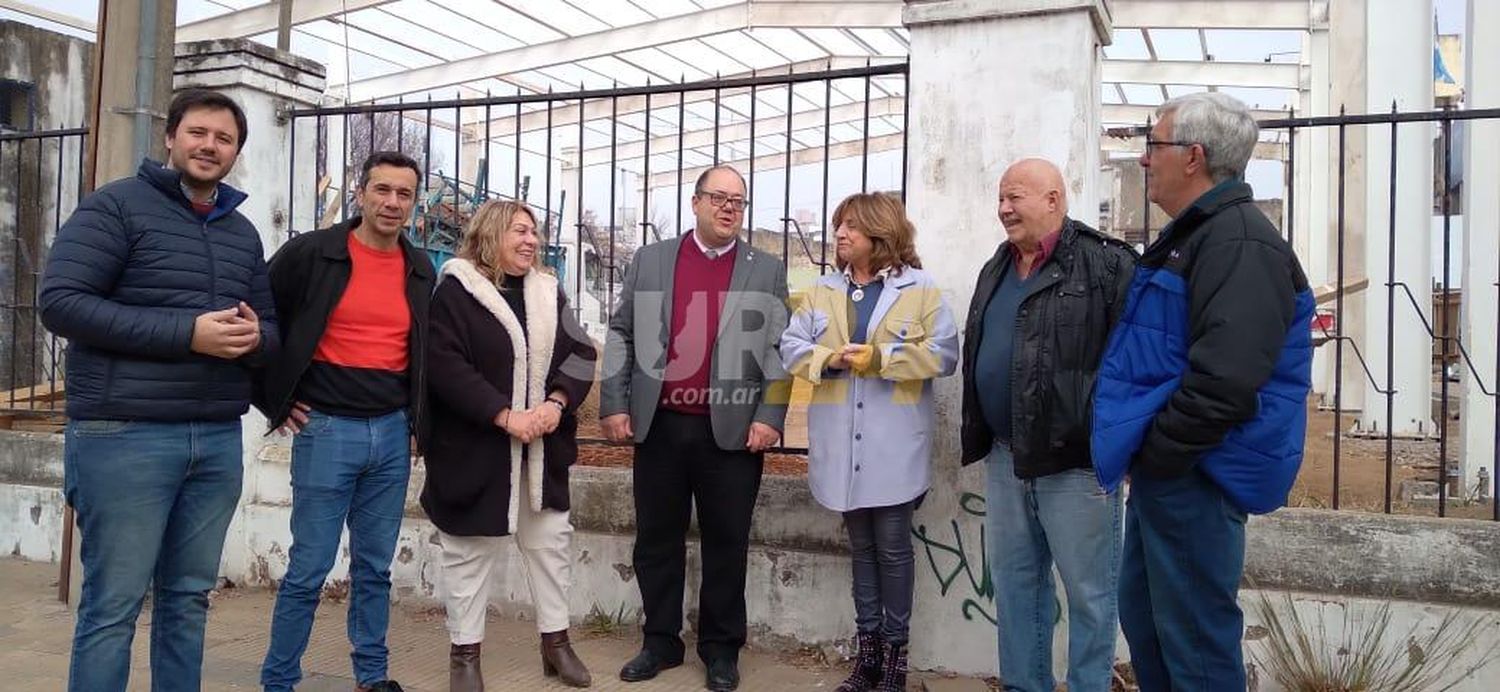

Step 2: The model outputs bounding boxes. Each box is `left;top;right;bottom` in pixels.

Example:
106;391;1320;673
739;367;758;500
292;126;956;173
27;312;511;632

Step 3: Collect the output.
0;0;94;32
460;57;904;141
176;0;397;43
649;132;903;190
345;1;903;102
1103;103;1287;123
578;96;903;166
1104;59;1301;89
1113;0;1309;30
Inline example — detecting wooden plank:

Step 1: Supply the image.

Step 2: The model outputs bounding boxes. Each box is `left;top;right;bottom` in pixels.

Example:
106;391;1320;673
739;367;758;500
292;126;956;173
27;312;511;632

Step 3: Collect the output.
0;382;64;403
1313;277;1369;306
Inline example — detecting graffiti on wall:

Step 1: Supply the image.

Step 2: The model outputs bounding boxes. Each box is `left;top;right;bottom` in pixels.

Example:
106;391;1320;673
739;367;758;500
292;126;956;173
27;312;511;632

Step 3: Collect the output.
912;491;995;624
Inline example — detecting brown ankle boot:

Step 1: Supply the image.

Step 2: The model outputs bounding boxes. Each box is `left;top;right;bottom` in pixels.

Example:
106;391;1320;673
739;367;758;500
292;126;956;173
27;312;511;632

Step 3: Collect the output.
449;642;483;692
540;629;592;687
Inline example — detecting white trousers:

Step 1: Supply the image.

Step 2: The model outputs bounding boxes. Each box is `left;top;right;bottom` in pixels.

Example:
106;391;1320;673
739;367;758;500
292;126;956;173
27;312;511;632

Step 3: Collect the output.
438;463;574;644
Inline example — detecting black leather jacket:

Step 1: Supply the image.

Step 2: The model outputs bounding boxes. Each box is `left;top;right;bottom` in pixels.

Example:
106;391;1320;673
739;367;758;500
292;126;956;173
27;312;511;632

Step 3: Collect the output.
960;218;1137;478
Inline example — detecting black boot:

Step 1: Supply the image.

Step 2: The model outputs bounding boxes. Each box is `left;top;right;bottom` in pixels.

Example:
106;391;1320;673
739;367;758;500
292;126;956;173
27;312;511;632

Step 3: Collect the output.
835;632;883;692
872;640;907;691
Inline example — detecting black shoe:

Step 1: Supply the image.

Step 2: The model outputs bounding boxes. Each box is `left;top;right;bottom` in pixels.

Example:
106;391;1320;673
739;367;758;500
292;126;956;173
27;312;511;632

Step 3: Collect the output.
360;682;405;692
619;648;682;682
706;658;740;691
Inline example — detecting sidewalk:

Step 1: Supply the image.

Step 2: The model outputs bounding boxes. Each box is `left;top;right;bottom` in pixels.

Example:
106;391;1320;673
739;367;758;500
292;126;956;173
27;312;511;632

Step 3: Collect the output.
0;557;955;691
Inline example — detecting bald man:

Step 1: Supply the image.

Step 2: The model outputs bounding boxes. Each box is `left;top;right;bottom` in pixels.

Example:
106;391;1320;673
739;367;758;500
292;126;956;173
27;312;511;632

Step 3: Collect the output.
958;159;1136;692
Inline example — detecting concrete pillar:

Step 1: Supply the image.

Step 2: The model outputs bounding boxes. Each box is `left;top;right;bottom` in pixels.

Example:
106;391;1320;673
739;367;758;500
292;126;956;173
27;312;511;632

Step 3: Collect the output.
171;39;326;581
1359;0;1434;436
1328;0;1369;416
902;0;1111;676
1460;0;1499;492
85;0;177;189
1299;5;1335;397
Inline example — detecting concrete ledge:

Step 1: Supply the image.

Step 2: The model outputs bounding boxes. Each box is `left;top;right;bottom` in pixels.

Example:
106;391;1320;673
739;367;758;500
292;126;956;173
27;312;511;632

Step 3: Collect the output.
0;432;62;487
1247;508;1500;608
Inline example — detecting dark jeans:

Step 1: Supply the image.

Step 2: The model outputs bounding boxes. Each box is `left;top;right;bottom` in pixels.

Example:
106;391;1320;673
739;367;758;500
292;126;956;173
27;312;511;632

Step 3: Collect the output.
842;499;917;644
633;410;763;664
64;419;244;692
1119;468;1248;692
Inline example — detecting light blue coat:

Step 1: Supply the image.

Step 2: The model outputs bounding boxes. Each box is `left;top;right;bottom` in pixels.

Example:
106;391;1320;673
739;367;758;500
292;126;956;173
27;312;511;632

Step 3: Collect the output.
779;267;960;512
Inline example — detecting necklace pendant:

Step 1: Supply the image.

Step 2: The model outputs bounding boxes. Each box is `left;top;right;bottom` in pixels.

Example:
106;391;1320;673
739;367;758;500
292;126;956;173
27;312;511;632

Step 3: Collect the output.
851;287;865;302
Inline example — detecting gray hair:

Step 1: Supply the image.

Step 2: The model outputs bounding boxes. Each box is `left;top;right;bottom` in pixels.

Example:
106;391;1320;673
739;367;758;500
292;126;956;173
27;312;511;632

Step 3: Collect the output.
1156;92;1259;184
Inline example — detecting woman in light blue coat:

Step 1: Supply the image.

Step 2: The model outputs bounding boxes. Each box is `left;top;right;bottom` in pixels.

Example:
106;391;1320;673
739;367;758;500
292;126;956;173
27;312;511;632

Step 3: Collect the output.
780;192;959;692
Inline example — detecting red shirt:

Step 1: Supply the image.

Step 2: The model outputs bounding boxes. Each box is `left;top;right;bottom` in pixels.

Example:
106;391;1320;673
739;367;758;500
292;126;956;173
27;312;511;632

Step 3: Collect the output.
660;236;737;415
314;232;410;371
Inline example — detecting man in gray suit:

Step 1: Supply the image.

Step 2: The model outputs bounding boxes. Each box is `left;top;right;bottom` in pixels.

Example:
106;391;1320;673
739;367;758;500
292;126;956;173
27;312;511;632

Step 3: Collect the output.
601;164;789;691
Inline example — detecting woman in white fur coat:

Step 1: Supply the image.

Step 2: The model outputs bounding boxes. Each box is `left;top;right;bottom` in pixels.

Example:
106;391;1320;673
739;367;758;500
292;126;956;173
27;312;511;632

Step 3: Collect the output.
421;200;597;690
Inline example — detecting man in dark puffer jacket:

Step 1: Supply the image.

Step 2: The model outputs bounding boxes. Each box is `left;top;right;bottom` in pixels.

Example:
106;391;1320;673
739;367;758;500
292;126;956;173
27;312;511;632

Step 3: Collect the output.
39;89;278;692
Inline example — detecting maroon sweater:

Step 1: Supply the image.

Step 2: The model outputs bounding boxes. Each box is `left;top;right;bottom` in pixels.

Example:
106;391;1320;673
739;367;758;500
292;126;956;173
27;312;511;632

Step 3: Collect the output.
660;236;737;415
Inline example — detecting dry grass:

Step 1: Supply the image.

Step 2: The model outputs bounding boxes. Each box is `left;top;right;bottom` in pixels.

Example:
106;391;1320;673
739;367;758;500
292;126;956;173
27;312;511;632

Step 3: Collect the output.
1246;592;1500;692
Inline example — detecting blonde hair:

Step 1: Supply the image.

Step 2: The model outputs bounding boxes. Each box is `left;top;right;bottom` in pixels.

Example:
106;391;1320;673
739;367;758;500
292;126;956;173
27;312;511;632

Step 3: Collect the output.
830;192;921;272
457;200;538;281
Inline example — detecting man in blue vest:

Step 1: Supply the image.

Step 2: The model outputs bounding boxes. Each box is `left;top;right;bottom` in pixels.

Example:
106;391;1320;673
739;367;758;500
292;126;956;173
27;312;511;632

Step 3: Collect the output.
40;88;278;692
1091;92;1315;691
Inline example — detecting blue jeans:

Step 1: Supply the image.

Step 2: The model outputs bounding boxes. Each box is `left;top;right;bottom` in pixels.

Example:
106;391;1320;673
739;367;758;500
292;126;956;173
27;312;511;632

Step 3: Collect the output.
64;419;244;692
986;443;1122;692
260;410;411;691
843;499;917;645
1119;468;1248;692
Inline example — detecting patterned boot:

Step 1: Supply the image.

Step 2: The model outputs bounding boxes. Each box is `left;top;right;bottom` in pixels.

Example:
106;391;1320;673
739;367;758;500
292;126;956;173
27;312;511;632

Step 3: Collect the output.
835;632;884;692
872;640;907;691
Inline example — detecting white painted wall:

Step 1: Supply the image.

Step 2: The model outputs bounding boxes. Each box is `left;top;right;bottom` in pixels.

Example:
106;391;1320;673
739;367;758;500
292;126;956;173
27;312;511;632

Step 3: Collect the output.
901;0;1109;676
1360;0;1435;436
1460;0;1499;494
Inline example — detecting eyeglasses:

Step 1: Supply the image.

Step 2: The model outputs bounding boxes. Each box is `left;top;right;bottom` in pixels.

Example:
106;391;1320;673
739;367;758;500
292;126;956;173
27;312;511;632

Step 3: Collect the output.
697;190;748;212
1145;139;1195;150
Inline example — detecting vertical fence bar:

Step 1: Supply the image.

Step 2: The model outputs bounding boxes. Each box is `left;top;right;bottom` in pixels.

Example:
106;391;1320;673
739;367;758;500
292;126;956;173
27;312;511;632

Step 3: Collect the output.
397;98;405;156
748;77;757;244
577;88;586;320
52;136;67;399
1334;114;1346;510
783;80;795;269
862;67;872;192
545;91;553;249
288;115;297;237
1142;117;1151;244
713;79;722;164
29;137;42;392
900;70;910;203
483;98;491;200
1285;119;1296;246
644;84;653;246
422;98;433;245
609;93;619;315
821;75;832;274
454;92;462;216
9;140;21;409
514;90;523;200
341;112;351;219
1439;114;1453;517
677;76;685;236
366;111;374;162
1384;108;1397;515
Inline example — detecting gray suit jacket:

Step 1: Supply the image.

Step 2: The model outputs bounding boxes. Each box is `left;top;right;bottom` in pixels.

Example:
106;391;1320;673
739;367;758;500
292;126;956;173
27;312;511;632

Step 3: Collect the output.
600;234;790;449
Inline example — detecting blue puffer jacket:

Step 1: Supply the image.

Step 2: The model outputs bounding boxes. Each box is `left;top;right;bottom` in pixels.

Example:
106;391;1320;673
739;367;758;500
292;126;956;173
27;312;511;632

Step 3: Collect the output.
39;159;279;422
1091;181;1314;514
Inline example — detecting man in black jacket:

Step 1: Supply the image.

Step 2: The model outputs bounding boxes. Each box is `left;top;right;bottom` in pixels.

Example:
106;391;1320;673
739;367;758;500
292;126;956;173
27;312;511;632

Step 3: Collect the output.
960;159;1135;692
254;152;434;692
40;89;277;692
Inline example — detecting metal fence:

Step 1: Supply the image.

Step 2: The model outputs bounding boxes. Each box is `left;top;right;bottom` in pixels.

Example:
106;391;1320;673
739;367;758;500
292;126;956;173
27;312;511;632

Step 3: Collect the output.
286;62;910;331
1125;107;1500;521
0;126;85;421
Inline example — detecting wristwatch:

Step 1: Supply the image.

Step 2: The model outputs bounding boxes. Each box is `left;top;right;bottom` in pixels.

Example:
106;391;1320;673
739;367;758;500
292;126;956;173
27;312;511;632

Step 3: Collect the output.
544;396;566;412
